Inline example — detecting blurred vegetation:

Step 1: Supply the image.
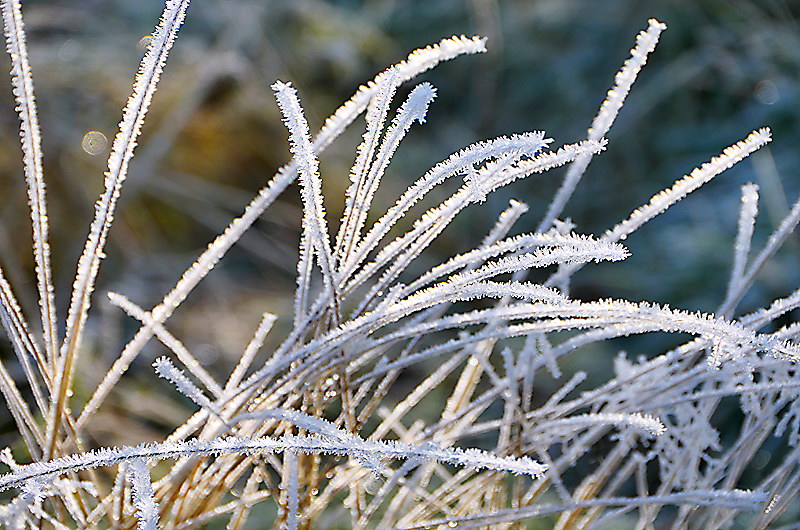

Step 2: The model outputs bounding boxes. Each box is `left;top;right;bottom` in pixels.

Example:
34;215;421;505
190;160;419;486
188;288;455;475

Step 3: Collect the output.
1;0;799;453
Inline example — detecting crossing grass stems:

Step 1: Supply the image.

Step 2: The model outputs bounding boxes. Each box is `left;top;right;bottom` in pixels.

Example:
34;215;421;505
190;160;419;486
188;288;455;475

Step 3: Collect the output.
0;2;799;528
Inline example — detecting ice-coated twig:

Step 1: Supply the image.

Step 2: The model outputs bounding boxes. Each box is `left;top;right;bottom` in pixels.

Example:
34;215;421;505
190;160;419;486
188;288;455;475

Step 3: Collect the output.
245;243;625;394
341;132;550;280
0;271;46;459
639;380;800;411
0;359;42;459
0;267;48;416
538;19;666;233
153;357;220;418
272;81;339;316
335;68;402;264
721;183;759;318
530;412;666;438
396;490;767;529
225;313;277;392
604;128;770;244
0;477;49;530
231;408;345;440
336;81;437;270
351;299;800;385
739;288;800;331
720;191;800;318
52;0;192;457
400;233;626;298
108;292;223;397
343;139;606;299
1;0;58;366
486;139;608;196
315;35;486;153
281;452;299;530
482;199;529;246
127;459;160;530
549;128;772;288
292;234;314;328
0;435;546;494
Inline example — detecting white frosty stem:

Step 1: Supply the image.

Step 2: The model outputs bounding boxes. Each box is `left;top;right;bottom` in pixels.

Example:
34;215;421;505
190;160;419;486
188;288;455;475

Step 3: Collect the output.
397;490;766;529
720;183;759;318
342;132;550;281
0;435;546;494
720;191;800;318
235;243;627;395
605;129;770;243
272;81;339;319
1;0;57;367
0;357;42;460
539;18;666;232
344;140;606;301
336;80;437;271
225;313;277;392
315;35;485;153
335;68;402;264
0;266;48;418
153;356;220;417
51;0;192;457
108;292;222;397
281;452;299;530
127;459;160;530
531;412;666;438
548;128;772;289
400;233;621;297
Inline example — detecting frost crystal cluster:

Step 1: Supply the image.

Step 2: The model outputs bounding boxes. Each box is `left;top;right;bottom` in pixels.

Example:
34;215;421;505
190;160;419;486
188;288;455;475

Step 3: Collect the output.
0;2;799;528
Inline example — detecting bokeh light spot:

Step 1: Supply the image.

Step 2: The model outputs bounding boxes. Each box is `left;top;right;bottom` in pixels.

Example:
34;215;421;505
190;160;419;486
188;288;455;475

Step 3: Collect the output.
82;131;108;155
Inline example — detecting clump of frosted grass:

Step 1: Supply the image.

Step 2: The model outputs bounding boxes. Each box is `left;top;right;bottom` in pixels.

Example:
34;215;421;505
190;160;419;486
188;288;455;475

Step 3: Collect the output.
0;4;798;529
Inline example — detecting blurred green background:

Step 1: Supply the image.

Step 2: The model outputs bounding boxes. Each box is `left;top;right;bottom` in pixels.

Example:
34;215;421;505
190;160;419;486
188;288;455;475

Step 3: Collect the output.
1;0;799;446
